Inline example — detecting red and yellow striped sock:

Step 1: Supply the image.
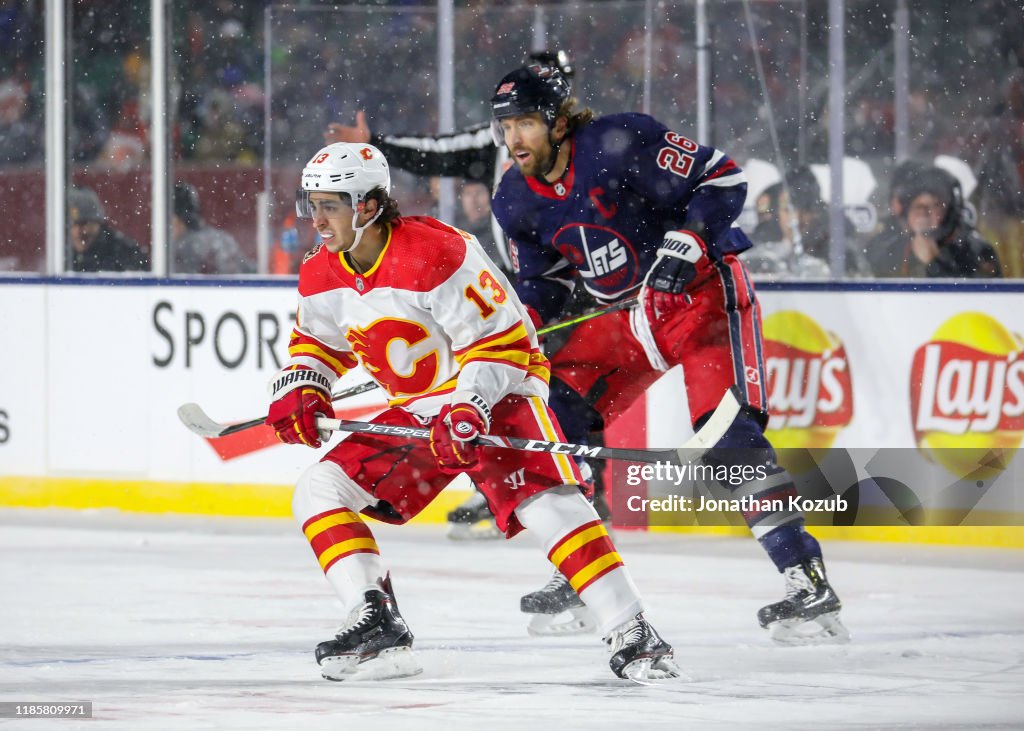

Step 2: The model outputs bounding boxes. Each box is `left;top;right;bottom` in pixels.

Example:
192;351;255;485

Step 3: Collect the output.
302;507;380;573
548;520;624;593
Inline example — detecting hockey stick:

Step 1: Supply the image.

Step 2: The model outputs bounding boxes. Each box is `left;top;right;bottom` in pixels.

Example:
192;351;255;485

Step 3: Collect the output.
536;296;637;339
180;386;741;463
176;380;380;439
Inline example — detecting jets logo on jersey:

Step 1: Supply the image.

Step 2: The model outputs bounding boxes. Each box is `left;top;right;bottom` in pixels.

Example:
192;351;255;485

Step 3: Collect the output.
553;223;640;295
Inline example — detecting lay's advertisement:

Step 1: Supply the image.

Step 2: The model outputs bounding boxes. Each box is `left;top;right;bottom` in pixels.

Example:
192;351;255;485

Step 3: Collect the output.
748;294;1018;526
641;289;1023;530
762;310;855;450
0;282;1022;534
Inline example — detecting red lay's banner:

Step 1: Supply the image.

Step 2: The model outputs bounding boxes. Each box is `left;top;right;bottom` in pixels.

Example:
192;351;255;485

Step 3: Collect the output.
910;312;1024;441
909;311;1024;477
762;311;854;449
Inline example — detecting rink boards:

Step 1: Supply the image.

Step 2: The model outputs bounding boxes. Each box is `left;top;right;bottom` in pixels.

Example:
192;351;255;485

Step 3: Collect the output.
0;277;1022;547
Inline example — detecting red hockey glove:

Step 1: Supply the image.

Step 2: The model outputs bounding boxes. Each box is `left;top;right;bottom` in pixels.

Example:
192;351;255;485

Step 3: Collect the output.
429;392;492;474
266;368;333;448
524;304;544;332
642;229;706;321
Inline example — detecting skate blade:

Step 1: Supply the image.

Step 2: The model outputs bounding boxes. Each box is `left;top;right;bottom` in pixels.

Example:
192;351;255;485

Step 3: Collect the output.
320;647;422;682
318;653;359;681
622;655;685;684
446;521;502;541
768;611;851;646
526;607;596;637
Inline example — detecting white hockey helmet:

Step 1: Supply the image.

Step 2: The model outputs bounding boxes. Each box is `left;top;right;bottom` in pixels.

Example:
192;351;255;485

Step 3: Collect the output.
296;142;390;218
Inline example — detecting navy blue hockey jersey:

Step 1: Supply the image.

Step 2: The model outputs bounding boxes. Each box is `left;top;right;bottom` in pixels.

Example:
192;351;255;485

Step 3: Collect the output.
492;113;750;322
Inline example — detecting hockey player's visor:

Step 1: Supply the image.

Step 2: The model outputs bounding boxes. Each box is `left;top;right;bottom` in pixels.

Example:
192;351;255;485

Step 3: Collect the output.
490;118;509;147
295;190;353;219
489;107;543;147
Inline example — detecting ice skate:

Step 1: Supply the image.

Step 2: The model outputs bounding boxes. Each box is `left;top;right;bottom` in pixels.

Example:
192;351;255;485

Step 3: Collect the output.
446;489;501;541
521;569;596;636
758;557;850;646
315;577;422;681
605;613;681;682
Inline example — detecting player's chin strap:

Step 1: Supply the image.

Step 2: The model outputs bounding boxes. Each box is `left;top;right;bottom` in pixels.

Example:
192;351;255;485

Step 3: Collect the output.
346;204;383;254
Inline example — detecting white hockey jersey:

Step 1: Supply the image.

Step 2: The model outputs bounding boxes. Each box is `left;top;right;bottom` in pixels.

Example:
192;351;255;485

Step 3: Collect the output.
283;216;550;420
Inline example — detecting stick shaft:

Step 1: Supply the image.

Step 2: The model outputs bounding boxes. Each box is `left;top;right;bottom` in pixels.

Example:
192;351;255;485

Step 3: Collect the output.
200;381;380;438
536;296;637;337
315;387;740;464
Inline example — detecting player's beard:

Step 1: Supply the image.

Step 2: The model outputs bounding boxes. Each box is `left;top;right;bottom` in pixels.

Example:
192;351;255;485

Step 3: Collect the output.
515;141;556;179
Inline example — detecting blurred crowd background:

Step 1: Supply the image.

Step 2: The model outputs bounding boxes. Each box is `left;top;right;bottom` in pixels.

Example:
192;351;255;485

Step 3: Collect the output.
0;0;1021;278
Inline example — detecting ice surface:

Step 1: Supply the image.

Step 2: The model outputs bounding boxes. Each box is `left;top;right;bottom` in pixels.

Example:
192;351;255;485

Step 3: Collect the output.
1;509;1022;730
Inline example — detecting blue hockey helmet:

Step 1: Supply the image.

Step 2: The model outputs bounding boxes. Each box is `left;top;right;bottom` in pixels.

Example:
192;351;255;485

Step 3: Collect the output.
490;65;571;145
526;49;575;81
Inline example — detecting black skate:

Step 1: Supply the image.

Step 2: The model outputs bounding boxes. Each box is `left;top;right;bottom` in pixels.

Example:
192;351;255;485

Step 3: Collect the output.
758;557;850;645
315;576;422;681
446;488;501;541
605;613;681;682
521;569;596;636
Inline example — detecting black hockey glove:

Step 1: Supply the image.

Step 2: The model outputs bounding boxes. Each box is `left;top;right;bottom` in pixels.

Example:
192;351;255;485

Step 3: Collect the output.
642;230;707;321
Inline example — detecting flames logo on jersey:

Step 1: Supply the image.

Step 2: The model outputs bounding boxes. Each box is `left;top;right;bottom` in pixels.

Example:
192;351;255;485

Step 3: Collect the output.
763;311;854;450
302;243;323;264
910;312;1024;477
345;318;440;397
552;223;640;296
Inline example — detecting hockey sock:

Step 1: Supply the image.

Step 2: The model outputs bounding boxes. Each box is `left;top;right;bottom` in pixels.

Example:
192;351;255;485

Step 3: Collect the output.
516;486;643;635
293;461;384;610
755;523;824;572
704;413;824;572
302;507;384;610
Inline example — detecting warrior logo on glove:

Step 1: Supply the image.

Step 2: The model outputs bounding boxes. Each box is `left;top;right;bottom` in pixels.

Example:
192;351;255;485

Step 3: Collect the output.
266;367;333;448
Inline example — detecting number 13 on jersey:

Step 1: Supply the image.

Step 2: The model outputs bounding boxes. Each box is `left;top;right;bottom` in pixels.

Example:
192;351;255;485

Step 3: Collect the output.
465;270;507;318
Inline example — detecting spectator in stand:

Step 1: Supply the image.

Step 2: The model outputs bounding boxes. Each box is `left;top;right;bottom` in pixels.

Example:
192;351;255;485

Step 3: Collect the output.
194;88;253;164
870;167;1002;278
68;186;148;273
864;159;929;268
745;166;869;278
751;181;782;243
171;181;254;275
975;70;1024;277
455;180;498;259
0;78;40;165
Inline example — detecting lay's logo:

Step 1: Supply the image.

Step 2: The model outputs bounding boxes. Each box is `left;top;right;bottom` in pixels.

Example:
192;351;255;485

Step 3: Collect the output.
763;311;854;449
910;313;1024;474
